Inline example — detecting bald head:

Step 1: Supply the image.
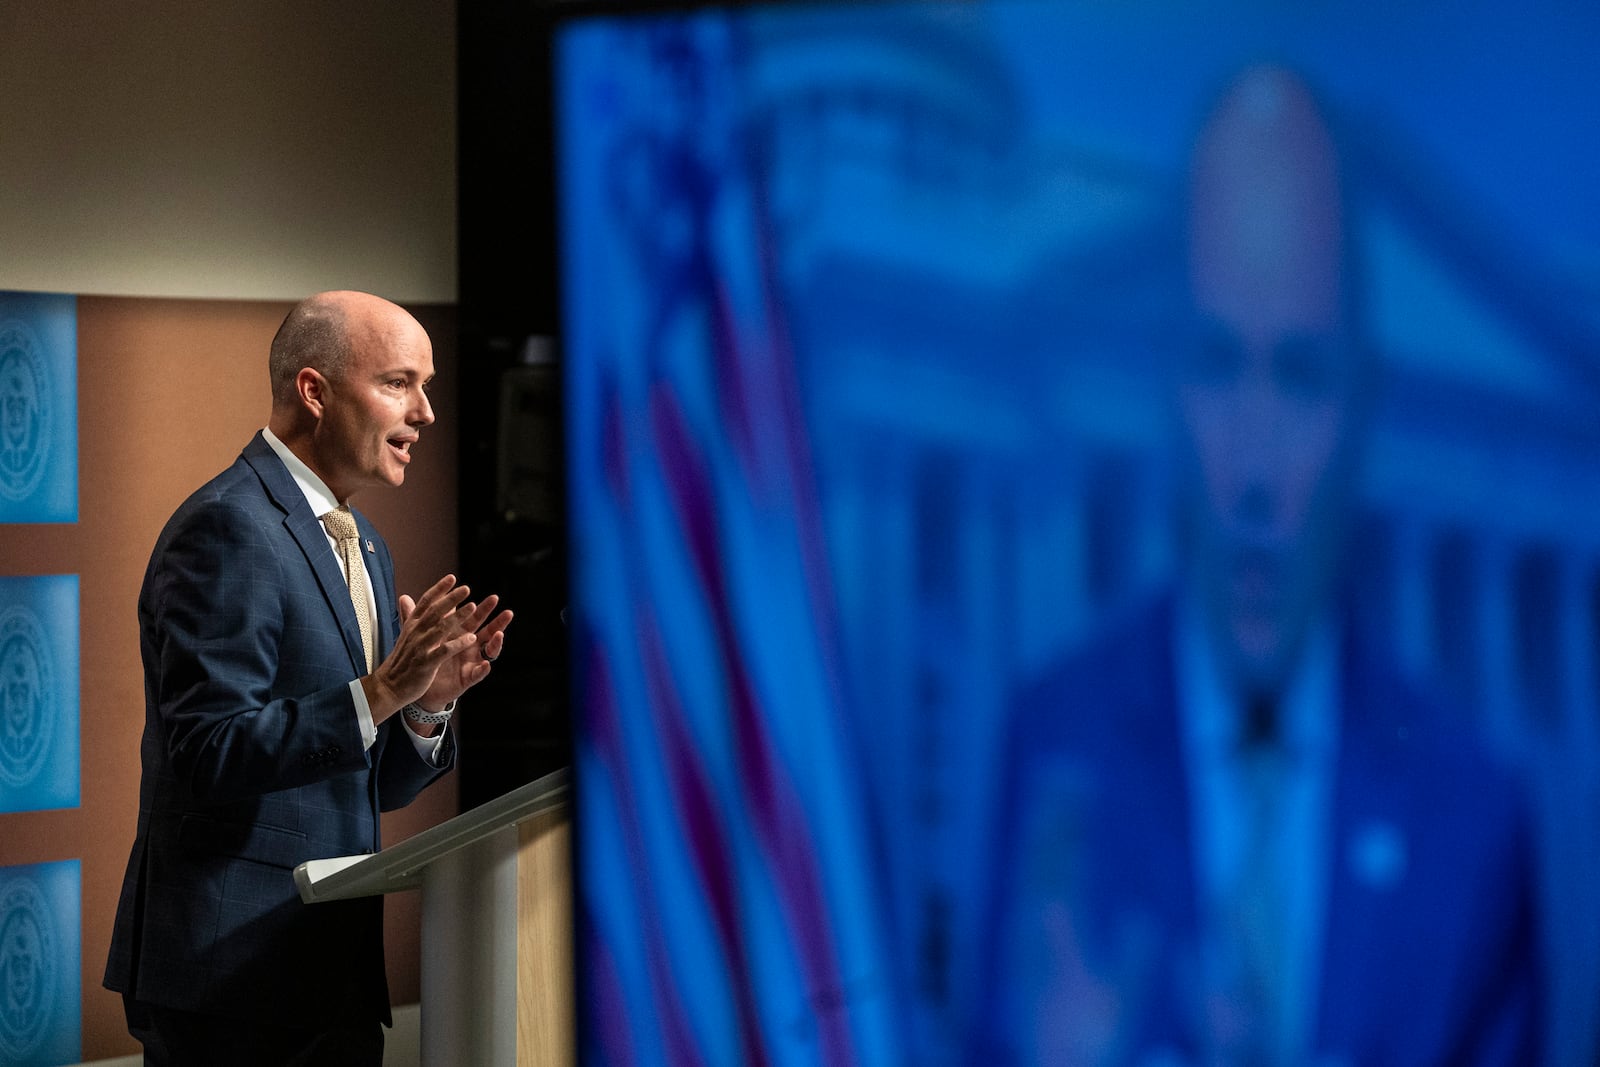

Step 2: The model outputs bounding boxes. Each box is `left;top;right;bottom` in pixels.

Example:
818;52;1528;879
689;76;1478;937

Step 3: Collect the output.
266;290;436;501
1188;64;1350;337
269;291;421;408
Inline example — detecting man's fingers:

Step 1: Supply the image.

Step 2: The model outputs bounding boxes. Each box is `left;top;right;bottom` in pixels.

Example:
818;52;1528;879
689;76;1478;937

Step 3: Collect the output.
404;582;512;633
409;584;471;627
409;575;470;619
398;594;416;621
406;628;477;675
480;608;513;640
442;595;500;638
414;574;458;604
462;594;499;632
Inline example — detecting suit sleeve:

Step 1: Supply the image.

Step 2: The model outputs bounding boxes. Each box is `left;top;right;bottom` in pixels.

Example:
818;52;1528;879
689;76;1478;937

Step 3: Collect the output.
374;719;455;811
147;498;371;803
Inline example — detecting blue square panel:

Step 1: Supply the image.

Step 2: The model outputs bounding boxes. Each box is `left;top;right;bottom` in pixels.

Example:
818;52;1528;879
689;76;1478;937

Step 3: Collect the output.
0;291;77;524
0;860;81;1066
0;576;79;813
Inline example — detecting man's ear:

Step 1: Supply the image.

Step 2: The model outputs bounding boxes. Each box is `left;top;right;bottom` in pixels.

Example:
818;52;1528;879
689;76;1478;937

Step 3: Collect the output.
295;367;329;418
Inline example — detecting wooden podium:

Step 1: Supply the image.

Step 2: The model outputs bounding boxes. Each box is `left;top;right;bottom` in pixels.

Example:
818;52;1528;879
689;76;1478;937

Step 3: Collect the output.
294;767;573;1066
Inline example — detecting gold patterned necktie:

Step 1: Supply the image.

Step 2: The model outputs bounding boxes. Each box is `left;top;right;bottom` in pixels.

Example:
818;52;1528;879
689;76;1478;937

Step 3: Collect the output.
321;505;374;672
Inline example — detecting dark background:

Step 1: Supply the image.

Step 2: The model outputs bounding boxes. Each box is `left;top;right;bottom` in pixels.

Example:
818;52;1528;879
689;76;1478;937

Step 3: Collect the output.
456;0;568;810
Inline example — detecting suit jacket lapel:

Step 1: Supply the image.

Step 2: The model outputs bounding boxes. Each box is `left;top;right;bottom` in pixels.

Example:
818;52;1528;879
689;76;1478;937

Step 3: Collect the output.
1314;640;1415;1058
242;433;371;676
1039;600;1201;1052
1107;614;1203;1048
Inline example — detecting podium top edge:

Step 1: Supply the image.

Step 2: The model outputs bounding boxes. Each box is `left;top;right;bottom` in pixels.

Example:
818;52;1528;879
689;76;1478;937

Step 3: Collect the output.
296;766;571;902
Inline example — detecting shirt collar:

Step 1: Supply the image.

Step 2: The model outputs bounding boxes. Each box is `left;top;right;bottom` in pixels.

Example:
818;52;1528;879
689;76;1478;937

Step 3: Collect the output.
261;426;342;520
1175;591;1341;759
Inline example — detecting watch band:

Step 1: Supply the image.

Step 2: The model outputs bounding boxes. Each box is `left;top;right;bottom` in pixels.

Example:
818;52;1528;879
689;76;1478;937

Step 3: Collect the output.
402;699;456;726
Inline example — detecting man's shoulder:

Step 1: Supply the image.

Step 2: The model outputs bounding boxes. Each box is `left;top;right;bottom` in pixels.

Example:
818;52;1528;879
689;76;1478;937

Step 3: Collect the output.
146;442;291;561
164;450;272;520
1342;636;1524;791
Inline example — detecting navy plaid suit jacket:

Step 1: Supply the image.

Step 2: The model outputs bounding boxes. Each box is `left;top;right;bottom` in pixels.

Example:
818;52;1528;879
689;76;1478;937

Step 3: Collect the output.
104;432;453;1026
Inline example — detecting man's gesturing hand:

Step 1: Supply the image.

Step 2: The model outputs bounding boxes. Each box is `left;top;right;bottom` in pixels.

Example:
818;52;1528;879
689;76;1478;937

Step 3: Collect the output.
360;574;481;723
410;589;512;711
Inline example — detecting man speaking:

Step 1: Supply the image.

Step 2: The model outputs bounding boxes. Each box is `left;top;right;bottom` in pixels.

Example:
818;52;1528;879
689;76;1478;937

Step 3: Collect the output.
104;291;512;1064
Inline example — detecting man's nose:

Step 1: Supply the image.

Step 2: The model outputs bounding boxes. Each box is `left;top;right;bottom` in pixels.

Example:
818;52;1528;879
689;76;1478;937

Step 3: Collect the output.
412;388;435;427
1228;384;1285;522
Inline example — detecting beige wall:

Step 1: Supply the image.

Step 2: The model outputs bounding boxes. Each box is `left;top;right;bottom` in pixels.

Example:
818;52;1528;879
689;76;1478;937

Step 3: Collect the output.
0;1;457;303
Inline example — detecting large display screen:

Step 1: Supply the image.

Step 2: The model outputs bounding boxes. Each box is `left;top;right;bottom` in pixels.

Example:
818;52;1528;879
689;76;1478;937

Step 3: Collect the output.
555;2;1600;1062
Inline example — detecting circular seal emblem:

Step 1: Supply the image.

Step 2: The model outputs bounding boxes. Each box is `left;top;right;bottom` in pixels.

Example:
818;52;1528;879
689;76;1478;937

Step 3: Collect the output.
0;607;53;789
0;319;52;504
0;877;55;1061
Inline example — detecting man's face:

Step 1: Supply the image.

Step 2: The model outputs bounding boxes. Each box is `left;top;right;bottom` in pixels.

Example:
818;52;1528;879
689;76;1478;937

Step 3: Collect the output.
311;317;436;502
1177;254;1362;694
1174;65;1364;696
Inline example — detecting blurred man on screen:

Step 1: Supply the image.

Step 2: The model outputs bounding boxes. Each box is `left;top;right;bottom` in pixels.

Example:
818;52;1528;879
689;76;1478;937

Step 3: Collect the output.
979;65;1541;1066
104;291;512;1066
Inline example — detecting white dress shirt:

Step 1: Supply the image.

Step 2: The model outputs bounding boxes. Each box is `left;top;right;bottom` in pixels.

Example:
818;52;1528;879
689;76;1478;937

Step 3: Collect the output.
1175;594;1340;1063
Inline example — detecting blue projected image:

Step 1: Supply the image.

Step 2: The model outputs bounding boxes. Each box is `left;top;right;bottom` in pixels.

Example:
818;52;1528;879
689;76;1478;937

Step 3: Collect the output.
0;292;77;525
0;576;81;815
556;2;1600;1063
0;859;81;1067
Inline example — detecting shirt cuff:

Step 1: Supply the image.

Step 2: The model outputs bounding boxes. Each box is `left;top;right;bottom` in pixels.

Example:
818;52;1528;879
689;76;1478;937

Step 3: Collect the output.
349;679;377;751
402;715;448;765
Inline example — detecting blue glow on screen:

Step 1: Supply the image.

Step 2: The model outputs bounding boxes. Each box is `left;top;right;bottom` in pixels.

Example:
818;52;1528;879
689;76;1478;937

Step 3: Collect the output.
0;859;81;1066
556;2;1600;1063
0;292;78;525
0;575;80;815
